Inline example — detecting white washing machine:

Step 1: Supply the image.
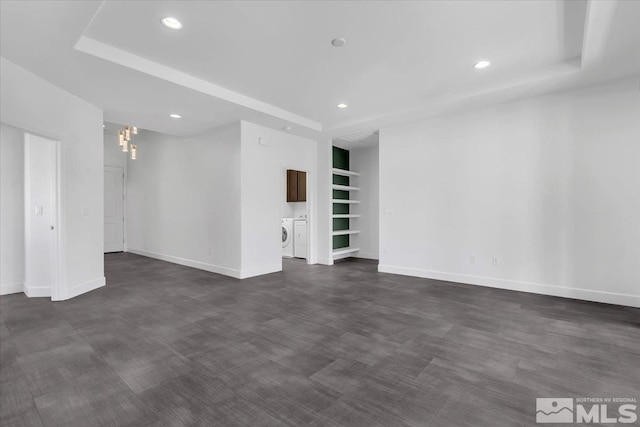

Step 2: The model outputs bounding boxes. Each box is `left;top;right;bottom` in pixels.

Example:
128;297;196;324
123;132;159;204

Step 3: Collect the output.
282;218;294;257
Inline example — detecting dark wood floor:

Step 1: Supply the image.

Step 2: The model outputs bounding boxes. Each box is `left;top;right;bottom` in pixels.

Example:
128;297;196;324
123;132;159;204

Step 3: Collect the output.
1;253;638;426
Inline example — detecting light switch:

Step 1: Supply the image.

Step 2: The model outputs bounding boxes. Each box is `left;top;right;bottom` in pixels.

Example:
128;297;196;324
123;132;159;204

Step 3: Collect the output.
383;208;393;215
81;207;89;216
34;206;43;216
258;136;269;146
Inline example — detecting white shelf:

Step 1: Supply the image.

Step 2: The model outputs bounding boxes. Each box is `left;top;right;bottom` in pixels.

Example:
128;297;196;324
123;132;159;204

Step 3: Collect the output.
332;229;361;236
332;214;360;219
332;168;360;177
332;199;360;204
332;247;360;257
332;184;360;191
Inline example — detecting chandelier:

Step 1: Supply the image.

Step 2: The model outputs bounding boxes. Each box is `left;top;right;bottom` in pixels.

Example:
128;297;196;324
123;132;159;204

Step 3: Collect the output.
117;125;138;160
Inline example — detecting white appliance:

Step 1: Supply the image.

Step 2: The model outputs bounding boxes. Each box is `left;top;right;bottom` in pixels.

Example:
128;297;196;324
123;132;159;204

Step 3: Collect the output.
282;218;294;257
294;220;308;259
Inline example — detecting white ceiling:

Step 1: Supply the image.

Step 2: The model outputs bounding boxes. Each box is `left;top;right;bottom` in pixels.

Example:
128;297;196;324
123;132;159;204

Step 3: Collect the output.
1;1;639;140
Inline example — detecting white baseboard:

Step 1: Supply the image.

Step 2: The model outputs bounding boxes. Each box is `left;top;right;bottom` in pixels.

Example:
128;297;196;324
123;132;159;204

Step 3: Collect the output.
378;264;640;308
128;248;242;279
240;264;281;279
317;257;333;266
58;276;106;301
23;283;51;298
355;252;379;261
0;282;23;296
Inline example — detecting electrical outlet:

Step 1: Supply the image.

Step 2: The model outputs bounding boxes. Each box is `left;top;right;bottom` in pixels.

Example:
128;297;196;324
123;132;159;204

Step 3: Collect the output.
492;257;499;266
469;255;476;264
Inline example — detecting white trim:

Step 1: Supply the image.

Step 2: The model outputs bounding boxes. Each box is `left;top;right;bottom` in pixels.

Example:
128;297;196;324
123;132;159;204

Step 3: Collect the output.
57;276;106;301
317;257;334;266
239;264;281;279
128;248;242;279
377;264;640;308
354;252;379;261
0;283;24;296
23;284;52;298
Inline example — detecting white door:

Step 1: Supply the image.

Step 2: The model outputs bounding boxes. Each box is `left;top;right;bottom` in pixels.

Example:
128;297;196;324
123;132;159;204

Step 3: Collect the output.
104;166;124;253
24;133;58;297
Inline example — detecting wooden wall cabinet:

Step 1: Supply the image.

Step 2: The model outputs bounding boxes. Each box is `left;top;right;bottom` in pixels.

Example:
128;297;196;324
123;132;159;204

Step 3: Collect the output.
287;169;307;202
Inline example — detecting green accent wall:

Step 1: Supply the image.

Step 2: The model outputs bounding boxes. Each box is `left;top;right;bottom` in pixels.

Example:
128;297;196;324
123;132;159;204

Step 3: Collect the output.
333;235;350;249
333;146;349;170
332;146;350;250
333;174;349;186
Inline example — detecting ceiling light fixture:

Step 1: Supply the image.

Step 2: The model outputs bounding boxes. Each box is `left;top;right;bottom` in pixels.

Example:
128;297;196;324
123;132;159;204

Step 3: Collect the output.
337;103;348;109
331;38;346;47
474;60;491;70
283;126;292;131
161;17;183;30
116;125;138;160
169;114;182;119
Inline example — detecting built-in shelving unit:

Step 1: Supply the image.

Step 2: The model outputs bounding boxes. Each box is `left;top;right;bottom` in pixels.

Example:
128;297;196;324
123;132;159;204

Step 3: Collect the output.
332;247;360;257
332;199;360;204
332;168;361;177
332;229;361;236
332;146;361;261
332;184;360;191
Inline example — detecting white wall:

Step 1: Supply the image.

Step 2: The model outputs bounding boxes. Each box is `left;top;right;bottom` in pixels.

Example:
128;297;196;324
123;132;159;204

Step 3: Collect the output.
0;57;104;300
0;123;25;295
351;146;379;260
316;138;333;265
379;77;640;307
126;123;242;277
240;121;317;277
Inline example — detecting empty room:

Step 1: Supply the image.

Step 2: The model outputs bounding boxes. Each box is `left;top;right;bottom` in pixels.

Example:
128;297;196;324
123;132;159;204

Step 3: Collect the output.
1;1;639;426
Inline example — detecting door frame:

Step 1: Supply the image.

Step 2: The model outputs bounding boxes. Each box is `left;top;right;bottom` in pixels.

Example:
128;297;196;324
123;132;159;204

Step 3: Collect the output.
280;166;314;266
104;165;127;253
24;133;61;300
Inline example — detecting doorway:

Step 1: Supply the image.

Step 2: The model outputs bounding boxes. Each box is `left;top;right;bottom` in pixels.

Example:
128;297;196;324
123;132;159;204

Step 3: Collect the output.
281;167;311;268
24;133;59;298
104;166;125;253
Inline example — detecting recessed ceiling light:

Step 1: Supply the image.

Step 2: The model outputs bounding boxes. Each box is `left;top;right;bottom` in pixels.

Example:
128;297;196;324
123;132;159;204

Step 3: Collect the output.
103;124;106;128
474;60;491;70
161;17;183;30
337;103;348;109
169;114;182;119
283;126;292;131
331;38;346;47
